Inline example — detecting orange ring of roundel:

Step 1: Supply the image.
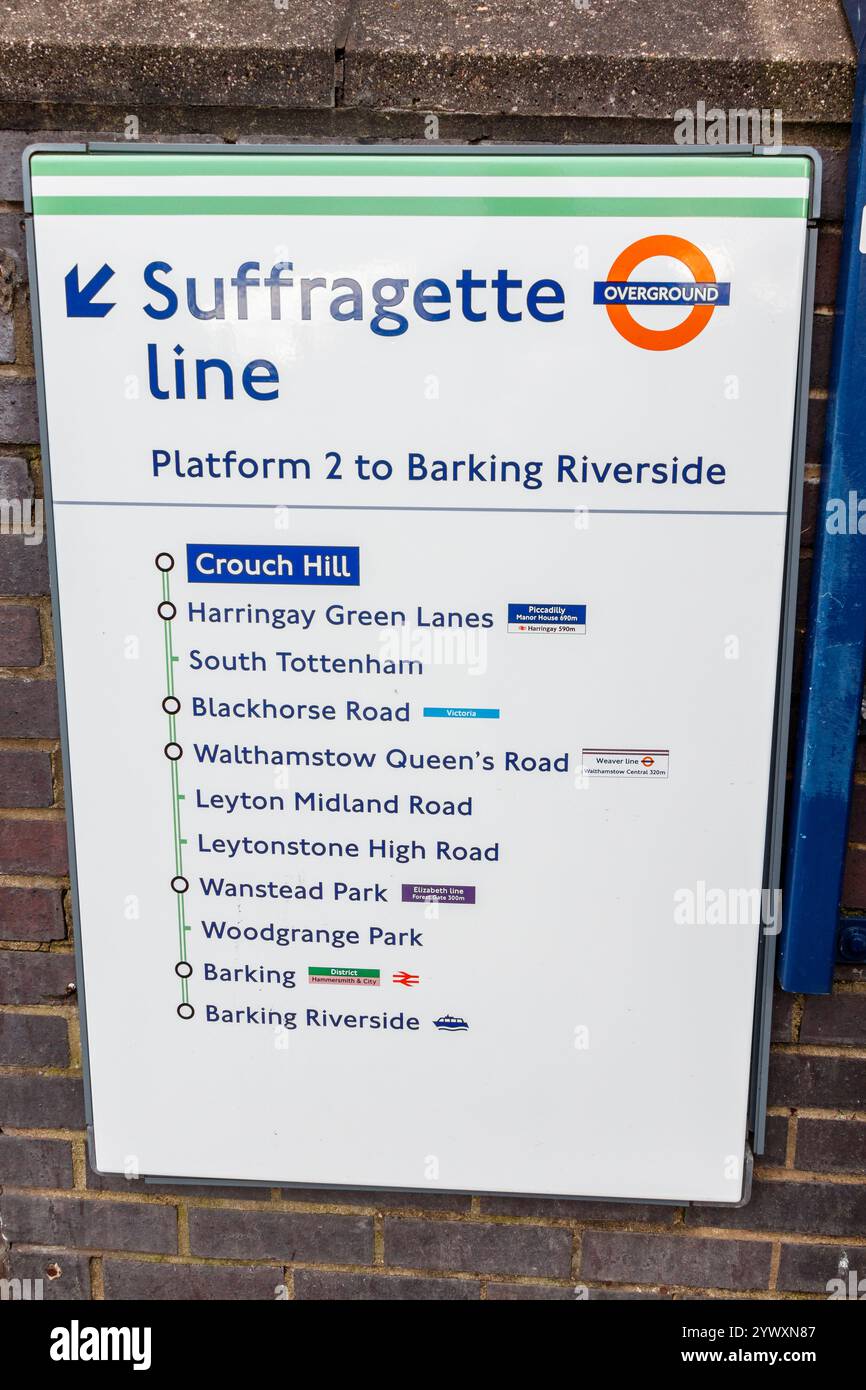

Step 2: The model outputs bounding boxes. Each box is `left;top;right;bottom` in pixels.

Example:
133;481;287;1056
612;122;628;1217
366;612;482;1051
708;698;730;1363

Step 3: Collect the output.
605;235;717;350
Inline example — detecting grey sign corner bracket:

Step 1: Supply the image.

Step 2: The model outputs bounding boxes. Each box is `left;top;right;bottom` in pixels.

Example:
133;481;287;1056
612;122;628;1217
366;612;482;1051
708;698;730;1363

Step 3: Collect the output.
20;142;87;213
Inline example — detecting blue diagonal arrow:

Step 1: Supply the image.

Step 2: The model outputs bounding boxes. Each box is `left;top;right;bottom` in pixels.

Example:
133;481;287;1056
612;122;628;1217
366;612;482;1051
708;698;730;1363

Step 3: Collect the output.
64;263;115;318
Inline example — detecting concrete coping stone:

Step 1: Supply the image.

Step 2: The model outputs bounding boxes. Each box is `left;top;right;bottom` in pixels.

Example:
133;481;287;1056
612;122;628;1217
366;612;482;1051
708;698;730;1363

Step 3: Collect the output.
0;0;856;121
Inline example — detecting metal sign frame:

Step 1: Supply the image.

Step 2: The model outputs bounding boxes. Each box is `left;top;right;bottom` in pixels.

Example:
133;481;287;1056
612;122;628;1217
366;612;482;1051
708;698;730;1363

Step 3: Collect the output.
23;141;819;1197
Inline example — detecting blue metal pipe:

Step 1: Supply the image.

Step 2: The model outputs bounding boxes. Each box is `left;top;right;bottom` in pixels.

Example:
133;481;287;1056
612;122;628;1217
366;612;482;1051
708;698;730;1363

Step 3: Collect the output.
779;6;866;991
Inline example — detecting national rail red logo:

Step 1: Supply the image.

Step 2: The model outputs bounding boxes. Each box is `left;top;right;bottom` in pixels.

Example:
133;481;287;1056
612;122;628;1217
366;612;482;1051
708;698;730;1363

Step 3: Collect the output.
593;235;730;350
393;971;420;987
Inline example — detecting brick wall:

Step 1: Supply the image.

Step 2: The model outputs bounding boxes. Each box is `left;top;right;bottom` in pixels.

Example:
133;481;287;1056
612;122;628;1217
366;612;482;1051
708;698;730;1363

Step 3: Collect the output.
1;62;865;1299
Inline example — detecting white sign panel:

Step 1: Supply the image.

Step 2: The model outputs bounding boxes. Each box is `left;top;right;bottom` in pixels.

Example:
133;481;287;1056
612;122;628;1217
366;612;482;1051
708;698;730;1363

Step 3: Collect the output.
27;149;813;1202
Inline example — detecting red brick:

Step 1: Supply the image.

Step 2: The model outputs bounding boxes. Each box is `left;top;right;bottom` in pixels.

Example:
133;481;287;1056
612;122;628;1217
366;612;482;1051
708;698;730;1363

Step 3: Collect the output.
0;536;50;595
2;1193;177;1253
0;749;53;806
103;1260;284;1300
770;989;795;1043
0;454;31;498
809;313;834;393
848;787;866;846
0;677;58;736
795;1117;866;1174
0;1134;74;1187
791;629;805;695
815;144;849;223
796;554;812;623
767;1052;866;1108
384;1217;572;1277
814;226;842;307
279;1185;471;1212
580;1231;771;1291
687;1178;866;1237
486;1282;669;1300
0;603;42;666
485;1282;578;1300
0;377;37;439
296;1269;479;1300
0;947;75;1003
0;1011;69;1065
806;395;827;465
777;1242;858;1294
12;312;31;367
6;1249;91;1299
800;991;866;1044
0;816;68;875
188;1206;372;1264
0;311;15;365
843;847;866;910
756;1113;789;1168
799;476;820;548
479;1193;677;1222
0;1073;84;1128
0;886;65;941
0;214;26;268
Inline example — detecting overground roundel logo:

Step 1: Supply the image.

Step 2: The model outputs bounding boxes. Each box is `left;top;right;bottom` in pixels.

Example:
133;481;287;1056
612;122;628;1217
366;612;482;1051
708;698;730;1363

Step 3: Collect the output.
593;235;731;351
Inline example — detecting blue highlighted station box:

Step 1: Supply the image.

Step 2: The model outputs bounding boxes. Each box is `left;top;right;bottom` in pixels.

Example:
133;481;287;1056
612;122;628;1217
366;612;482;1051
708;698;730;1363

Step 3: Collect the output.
186;543;359;586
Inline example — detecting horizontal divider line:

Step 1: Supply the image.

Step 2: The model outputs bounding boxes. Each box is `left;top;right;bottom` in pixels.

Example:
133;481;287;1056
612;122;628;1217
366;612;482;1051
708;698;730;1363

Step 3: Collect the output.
52;499;788;516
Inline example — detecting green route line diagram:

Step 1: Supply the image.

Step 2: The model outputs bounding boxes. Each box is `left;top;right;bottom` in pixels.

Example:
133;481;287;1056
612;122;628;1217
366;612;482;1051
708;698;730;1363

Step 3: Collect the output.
160;561;192;1011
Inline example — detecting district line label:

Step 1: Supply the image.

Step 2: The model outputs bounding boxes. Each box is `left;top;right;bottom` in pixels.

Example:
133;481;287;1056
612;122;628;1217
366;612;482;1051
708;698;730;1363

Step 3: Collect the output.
309;966;381;986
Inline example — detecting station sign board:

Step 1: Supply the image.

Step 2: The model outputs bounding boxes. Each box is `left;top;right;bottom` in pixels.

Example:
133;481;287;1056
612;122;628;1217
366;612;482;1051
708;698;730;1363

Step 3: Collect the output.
26;147;816;1201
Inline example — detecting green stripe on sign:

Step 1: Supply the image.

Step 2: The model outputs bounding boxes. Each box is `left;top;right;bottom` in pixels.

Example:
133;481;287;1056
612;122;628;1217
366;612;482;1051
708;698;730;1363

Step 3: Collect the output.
31;195;810;218
29;153;813;180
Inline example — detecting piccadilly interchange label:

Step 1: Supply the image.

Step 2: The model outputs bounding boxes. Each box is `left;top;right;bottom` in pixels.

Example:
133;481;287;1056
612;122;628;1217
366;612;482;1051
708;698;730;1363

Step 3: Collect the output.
507;602;586;634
